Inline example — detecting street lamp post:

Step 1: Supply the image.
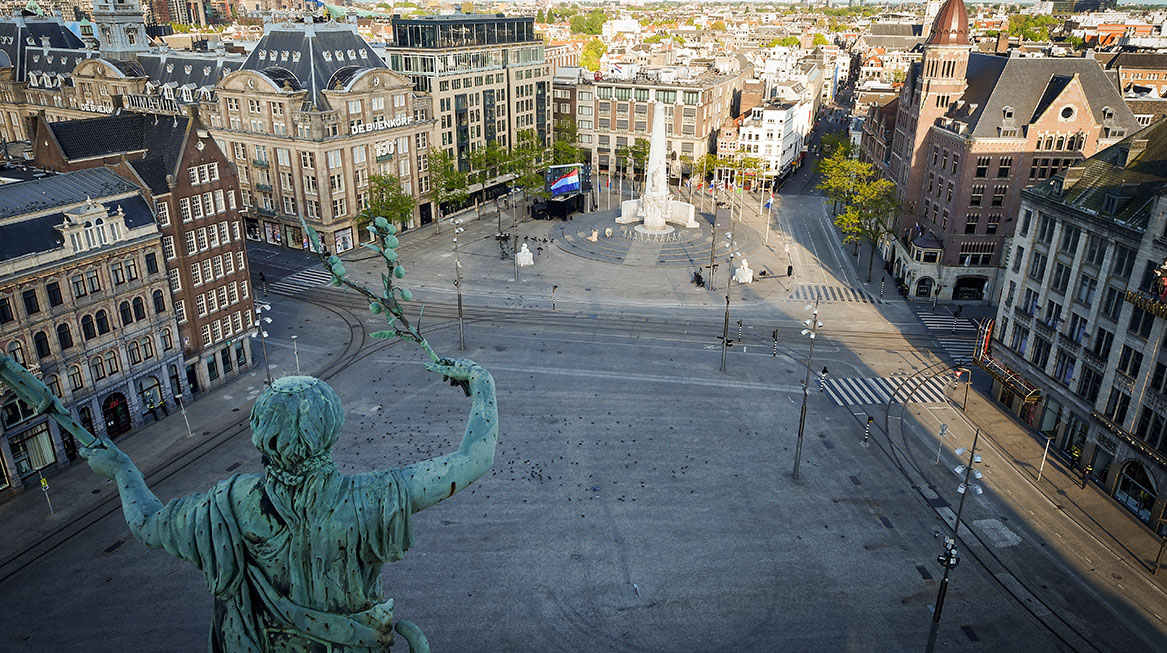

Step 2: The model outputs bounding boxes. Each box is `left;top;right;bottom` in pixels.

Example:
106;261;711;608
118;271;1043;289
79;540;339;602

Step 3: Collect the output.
926;427;984;653
720;237;741;373
290;335;300;374
793;299;822;480
454;219;466;351
251;303;273;384
175;392;193;438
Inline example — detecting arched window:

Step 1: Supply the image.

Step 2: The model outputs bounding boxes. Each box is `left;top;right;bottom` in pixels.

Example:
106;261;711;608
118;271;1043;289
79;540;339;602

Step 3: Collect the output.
46;374;62;398
6;340;25;365
132;297;146;320
141;337;155;359
57;323;74;349
96;310;110;334
128;340;141;365
90;356;105;380
81;315;96;340
68;365;84;391
33;331;50;359
119;301;133;325
152;289;166;314
104;350;119;374
161;328;173;351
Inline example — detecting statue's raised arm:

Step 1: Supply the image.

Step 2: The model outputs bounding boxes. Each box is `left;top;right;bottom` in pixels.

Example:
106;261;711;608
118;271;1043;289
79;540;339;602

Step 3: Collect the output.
400;358;498;513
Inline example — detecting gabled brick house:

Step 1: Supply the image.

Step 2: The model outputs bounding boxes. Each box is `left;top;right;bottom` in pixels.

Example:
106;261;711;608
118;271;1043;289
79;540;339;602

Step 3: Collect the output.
33;109;255;393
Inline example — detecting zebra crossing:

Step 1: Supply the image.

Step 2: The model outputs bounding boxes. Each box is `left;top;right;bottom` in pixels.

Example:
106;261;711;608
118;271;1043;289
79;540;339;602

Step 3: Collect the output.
790;284;879;304
915;311;978;361
916;310;977;332
823;376;951;407
267;268;336;295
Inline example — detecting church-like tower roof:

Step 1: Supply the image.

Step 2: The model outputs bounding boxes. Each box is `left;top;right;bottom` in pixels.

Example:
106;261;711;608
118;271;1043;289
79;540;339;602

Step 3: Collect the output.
925;0;969;46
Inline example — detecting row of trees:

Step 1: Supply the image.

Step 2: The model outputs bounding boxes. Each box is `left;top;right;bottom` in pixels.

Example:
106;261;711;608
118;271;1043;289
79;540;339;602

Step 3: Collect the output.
359;130;553;235
815;139;899;282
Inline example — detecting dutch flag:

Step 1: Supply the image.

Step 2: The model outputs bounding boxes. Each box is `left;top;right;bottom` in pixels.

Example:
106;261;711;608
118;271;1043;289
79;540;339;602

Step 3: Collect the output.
765;193;773;209
551;168;580;195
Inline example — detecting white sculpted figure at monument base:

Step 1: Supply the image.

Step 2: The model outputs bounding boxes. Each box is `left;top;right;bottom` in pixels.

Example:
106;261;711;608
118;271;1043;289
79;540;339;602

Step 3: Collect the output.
616;102;699;233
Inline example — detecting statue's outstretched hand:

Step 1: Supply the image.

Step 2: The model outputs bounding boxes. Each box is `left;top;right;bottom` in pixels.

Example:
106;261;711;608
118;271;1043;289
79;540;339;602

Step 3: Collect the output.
79;438;135;480
424;358;484;397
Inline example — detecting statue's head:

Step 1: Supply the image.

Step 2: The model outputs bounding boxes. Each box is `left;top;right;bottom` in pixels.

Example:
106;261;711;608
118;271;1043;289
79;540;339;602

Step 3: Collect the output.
250;376;345;480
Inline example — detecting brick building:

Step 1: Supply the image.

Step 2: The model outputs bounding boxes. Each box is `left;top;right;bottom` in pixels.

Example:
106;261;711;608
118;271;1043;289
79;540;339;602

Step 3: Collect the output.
867;0;1140;301
32;110;255;393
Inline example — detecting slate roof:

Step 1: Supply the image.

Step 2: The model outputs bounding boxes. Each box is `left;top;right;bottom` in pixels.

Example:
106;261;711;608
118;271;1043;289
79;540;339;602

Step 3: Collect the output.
136;52;244;91
24;47;95;89
0;16;85;82
958;53;1139;138
0;193;154;263
242;23;386;110
47;113;190;195
1100;52;1167;71
1029;118;1167;231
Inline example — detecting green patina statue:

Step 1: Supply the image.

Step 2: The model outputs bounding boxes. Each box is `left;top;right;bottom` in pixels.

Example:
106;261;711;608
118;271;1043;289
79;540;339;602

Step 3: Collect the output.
0;354;497;652
0;214;502;651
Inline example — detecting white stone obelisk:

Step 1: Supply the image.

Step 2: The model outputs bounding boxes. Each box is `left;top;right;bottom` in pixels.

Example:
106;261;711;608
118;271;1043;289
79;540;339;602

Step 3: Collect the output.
616;101;698;233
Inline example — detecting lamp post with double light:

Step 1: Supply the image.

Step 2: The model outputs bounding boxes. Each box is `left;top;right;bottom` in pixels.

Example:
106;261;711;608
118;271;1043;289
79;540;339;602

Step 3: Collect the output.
251;303;273;384
793;299;822;480
926;427;984;653
720;233;740;373
454;219;466;351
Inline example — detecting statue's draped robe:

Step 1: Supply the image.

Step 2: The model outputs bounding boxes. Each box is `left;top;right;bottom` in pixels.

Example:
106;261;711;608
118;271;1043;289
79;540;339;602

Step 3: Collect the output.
140;469;413;652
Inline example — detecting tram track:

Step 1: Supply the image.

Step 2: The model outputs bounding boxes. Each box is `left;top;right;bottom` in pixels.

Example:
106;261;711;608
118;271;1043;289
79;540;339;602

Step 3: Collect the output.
0;292;391;586
858;361;1104;651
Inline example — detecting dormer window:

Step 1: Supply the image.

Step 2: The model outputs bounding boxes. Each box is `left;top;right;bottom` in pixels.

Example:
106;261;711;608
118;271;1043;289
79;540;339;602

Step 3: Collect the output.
1102;193;1123;215
1102;106;1114;121
1002;106;1013;120
1060;106;1075;120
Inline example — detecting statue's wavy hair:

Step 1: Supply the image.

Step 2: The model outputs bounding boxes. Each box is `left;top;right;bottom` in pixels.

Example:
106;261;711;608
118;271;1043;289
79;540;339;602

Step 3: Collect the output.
250;376;345;478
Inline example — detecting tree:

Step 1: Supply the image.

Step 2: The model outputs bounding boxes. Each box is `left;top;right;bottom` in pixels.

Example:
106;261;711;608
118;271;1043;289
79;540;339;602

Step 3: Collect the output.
813;33;830;47
779;36;800;47
428;149;468;233
535;9;545;23
815;147;861;215
552;118;585;165
360;175;415;237
580;38;606;72
508;130;551;216
820;133;854;159
838;173;898;281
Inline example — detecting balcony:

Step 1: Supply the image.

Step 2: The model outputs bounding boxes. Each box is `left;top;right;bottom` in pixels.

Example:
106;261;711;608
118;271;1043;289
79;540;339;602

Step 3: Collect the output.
1012;305;1033;324
252;159;270;168
255;206;276;217
376;153;393;163
1082;347;1106;367
1056;333;1081;354
255;183;273;192
1035;319;1055;338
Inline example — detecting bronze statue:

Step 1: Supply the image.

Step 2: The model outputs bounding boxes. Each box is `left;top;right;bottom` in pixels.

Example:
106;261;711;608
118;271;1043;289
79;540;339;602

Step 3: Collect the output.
0;216;500;651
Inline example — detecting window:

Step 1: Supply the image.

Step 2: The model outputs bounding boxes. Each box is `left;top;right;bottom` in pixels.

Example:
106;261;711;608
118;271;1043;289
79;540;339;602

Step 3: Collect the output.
1092;328;1114;357
0;297;11;324
21;289;39;315
975;156;989;178
1050;263;1071;293
1044;300;1063;327
991;186;1006;208
1129;306;1154;338
175;300;186;324
1059;225;1081;254
327;150;342;169
1118;345;1144;377
95;310;110;334
997;156;1012;178
1010;326;1030;354
162;236;175;260
1031;336;1052;369
86;270;100;293
68;365;83;391
1028;252;1048;282
90;356;105;380
1036;214;1055;244
56;323;73;350
964;214;979;234
1101;286;1123;320
1067;313;1088;343
1084;236;1106;266
301;151;314;168
1075;275;1097;307
119;301;133;326
162;328;173;350
33;331;50;359
1023;288;1040;316
1112;245;1136;278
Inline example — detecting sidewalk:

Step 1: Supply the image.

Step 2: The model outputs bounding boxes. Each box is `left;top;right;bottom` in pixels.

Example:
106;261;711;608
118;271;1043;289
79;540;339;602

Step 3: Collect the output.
0;296;339;574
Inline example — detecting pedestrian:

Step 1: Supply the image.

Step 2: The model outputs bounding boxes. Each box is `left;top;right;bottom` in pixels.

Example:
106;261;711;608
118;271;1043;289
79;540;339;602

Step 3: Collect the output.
1082;464;1093;489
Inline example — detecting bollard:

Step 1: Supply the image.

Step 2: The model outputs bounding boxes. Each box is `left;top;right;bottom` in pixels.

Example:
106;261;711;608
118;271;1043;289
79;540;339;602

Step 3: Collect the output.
737;319;743;342
772;329;779;357
819;366;828;392
880;276;885;298
864;415;873;444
